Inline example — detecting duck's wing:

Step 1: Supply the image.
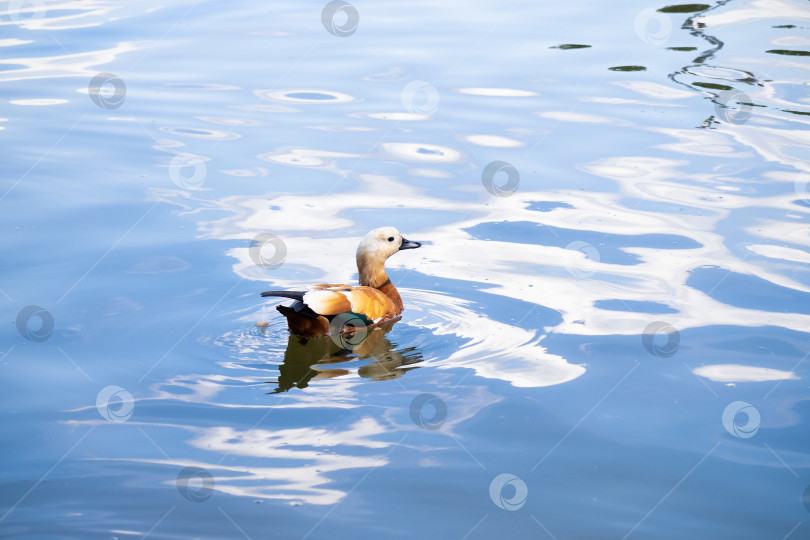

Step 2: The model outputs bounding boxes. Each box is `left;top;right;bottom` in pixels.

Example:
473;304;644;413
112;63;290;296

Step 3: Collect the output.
301;289;353;315
262;284;396;323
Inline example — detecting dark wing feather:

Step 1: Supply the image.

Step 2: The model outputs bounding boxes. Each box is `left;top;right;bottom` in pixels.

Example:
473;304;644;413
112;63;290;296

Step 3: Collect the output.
278;301;320;319
260;290;306;301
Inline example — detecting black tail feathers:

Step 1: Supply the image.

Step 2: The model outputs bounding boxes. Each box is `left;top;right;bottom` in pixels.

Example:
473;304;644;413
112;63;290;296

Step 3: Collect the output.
260;290;306;301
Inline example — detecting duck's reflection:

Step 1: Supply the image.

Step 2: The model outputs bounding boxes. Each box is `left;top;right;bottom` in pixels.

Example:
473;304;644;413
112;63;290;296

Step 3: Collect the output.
267;321;423;393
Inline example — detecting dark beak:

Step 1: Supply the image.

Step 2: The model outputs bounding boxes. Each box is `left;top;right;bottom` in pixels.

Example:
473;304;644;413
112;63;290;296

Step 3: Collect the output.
399;237;421;250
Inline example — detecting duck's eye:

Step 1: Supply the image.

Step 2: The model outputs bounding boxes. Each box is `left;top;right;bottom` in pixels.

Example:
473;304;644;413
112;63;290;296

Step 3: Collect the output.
387;236;395;242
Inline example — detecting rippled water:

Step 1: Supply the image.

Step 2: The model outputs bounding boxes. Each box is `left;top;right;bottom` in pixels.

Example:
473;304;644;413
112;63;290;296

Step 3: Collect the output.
3;0;810;538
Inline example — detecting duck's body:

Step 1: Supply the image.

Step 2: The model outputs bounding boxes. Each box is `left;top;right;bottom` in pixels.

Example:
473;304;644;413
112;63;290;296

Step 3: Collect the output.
260;227;421;337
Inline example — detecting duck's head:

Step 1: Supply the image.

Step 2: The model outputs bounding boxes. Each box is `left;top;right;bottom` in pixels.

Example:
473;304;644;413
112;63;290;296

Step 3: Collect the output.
356;227;421;286
357;226;421;261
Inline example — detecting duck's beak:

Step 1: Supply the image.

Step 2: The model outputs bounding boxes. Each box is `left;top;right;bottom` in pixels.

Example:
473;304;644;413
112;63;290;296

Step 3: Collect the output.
399;237;421;250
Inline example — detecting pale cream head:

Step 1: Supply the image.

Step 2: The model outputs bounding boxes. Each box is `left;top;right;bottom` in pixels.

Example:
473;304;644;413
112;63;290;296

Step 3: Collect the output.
356;226;405;263
355;227;421;287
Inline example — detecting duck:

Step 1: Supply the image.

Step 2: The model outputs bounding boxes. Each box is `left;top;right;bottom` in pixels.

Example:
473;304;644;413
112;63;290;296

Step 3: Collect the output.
260;227;421;337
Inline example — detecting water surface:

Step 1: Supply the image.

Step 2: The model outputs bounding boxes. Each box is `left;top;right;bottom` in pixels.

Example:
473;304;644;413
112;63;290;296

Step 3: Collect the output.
2;0;810;538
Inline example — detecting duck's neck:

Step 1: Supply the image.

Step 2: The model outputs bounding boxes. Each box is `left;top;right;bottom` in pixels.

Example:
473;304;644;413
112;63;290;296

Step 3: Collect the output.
377;279;404;313
357;256;404;313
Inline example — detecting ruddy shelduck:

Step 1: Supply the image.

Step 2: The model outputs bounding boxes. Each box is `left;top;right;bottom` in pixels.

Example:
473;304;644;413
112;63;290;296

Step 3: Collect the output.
260;227;421;337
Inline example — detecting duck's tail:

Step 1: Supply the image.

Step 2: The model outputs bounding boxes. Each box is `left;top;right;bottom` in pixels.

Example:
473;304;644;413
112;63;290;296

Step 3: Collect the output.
277;304;330;336
261;290;326;333
260;290;306;301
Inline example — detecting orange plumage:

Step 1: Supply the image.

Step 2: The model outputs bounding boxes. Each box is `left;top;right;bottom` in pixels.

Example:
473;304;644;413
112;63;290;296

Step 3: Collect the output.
260;227;421;337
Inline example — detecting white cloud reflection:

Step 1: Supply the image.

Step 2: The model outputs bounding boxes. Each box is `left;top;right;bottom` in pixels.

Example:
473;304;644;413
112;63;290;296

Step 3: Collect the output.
9;98;68;105
694;0;810;27
456;88;538;97
462;134;524;148
0;41;140;83
0;0;173;31
109;418;394;505
693;364;799;382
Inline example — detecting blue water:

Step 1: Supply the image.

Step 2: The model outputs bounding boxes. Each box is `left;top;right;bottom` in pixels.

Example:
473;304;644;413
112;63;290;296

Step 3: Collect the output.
2;0;810;538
